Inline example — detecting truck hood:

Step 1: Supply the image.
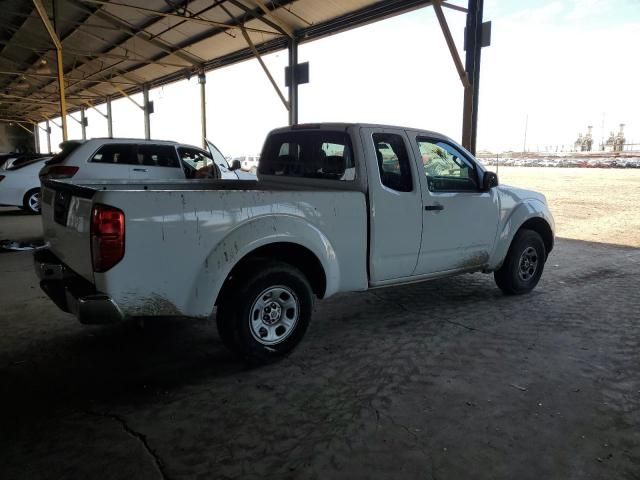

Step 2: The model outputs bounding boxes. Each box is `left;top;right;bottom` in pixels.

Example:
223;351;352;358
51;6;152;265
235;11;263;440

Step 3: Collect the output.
497;184;548;206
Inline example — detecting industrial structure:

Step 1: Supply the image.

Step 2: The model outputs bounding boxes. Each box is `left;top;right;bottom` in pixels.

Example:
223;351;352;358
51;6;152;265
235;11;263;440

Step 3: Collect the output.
574;125;594;152
0;0;489;155
604;123;626;152
574;123;632;153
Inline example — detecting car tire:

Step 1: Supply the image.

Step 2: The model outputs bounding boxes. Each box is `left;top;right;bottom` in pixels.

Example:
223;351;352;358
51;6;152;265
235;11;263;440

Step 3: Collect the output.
23;188;41;214
217;261;313;364
494;229;546;295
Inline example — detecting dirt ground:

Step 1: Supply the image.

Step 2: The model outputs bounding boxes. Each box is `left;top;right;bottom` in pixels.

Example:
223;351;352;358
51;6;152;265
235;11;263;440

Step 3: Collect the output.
0;169;639;479
490;167;640;248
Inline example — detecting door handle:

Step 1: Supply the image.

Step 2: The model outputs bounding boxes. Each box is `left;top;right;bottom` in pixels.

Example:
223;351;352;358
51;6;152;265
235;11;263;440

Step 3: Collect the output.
132;168;147;172
424;205;444;211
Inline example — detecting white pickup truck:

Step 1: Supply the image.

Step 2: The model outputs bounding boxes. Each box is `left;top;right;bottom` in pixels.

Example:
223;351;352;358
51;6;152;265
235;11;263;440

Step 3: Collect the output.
35;123;554;363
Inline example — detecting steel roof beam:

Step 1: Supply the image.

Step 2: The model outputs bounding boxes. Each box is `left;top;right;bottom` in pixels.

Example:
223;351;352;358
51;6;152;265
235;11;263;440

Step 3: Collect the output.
77;0;280;35
237;0;294;37
69;0;204;67
228;0;287;36
432;0;470;88
0;70;137;86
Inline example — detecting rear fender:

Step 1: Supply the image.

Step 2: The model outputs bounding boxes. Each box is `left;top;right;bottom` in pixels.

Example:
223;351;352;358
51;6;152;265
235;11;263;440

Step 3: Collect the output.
185;215;339;317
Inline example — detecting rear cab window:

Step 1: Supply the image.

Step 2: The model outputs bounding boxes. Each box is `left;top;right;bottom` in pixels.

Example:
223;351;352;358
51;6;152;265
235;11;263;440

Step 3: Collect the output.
373;133;413;192
259;130;355;181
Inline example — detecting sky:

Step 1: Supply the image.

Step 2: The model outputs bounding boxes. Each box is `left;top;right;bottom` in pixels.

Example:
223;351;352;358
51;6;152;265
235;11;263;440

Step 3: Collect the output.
39;0;640;155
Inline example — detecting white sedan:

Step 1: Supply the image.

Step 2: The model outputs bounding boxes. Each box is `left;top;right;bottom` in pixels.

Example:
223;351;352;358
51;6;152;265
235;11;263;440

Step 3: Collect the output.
0;157;50;214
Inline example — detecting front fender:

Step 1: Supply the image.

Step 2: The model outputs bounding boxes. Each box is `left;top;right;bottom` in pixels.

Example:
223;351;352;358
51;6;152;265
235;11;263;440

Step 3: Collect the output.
489;199;555;269
184;214;341;317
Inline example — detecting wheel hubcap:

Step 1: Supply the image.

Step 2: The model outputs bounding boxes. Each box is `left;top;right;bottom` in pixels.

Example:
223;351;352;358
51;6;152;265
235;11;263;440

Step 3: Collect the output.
29;192;40;212
249;286;299;345
518;246;539;281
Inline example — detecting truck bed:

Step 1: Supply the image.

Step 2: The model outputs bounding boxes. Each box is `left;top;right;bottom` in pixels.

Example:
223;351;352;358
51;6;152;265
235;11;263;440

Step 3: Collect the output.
40;178;368;318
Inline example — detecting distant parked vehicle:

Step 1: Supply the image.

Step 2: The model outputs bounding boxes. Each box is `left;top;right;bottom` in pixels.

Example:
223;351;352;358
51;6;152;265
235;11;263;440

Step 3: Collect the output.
233;155;260;173
39;138;252;182
0;156;51;213
1;153;48;170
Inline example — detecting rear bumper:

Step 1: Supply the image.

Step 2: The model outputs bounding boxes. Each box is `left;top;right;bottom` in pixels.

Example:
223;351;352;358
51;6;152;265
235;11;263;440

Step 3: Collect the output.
34;249;124;324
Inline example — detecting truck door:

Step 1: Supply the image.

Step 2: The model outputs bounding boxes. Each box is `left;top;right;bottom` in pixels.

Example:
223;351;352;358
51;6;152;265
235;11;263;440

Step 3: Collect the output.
361;127;423;283
408;133;500;275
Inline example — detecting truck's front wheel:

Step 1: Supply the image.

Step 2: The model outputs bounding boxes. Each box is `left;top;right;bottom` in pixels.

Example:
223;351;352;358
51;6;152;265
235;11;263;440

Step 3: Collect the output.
494;229;546;295
217;261;313;364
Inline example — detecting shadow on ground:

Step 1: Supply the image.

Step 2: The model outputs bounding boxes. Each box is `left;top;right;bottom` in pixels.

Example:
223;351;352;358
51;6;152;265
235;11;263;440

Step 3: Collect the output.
0;237;638;479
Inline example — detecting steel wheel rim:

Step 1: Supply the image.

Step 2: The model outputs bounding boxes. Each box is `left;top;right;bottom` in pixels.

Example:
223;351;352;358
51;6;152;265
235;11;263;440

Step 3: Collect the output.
249;285;299;345
28;192;40;212
518;246;539;281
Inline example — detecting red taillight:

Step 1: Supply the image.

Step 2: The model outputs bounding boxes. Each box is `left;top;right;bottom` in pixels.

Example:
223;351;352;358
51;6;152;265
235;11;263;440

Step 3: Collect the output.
91;204;125;273
45;165;79;179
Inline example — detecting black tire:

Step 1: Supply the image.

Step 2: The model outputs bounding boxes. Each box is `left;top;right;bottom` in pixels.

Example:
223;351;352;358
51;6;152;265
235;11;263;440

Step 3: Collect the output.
215;300;239;352
494;229;546;295
216;261;313;364
23;188;41;214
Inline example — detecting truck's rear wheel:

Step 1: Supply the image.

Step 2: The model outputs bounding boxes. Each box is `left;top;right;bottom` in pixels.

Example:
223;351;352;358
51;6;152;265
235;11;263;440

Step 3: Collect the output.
494;228;546;295
217;261;313;364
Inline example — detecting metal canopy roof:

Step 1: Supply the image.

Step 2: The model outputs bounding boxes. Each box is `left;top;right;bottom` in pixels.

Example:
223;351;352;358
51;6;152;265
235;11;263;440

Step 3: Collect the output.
0;0;435;123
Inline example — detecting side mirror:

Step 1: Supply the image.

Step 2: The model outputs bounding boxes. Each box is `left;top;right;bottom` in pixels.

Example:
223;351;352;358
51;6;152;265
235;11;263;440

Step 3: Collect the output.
230;159;241;171
482;171;499;191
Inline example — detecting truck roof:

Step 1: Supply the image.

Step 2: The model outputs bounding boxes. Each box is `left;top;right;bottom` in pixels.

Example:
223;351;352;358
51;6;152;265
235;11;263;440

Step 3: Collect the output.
269;122;455;144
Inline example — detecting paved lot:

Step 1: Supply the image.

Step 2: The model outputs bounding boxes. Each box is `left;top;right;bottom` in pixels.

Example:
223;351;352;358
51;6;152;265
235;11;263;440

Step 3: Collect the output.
1;207;639;480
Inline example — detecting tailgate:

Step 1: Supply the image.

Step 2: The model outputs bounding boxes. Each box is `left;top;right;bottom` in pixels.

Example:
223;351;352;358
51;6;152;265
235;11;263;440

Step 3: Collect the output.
41;180;96;282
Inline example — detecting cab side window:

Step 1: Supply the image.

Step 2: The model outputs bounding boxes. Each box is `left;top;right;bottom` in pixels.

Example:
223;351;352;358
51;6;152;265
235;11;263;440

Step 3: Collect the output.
178;148;218;179
417;138;478;192
373;133;412;192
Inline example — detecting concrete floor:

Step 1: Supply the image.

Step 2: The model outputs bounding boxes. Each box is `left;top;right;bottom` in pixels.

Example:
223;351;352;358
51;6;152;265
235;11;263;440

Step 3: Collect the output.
1;207;639;480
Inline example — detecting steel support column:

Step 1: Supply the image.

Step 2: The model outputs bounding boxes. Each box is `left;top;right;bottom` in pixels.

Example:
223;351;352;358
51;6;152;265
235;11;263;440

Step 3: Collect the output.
32;0;68;141
34;123;40;153
106;96;113;138
45;119;51;153
199;71;207;148
461;0;484;155
80;106;87;140
288;37;299;125
143;84;151;140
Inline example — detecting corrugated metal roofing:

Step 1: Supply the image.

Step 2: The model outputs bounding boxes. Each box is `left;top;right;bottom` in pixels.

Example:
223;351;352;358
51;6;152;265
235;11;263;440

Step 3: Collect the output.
0;0;434;122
